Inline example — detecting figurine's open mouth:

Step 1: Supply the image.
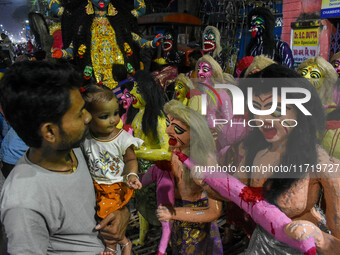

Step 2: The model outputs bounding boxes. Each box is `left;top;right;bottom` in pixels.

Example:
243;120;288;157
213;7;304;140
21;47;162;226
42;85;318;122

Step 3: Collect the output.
132;95;138;105
251;27;259;38
261;122;277;139
99;1;105;8
122;100;128;108
203;41;216;52
168;136;177;146
163;41;173;52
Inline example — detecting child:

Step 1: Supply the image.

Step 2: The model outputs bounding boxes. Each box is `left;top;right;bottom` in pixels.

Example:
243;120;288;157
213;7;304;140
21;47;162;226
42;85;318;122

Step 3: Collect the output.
81;84;143;255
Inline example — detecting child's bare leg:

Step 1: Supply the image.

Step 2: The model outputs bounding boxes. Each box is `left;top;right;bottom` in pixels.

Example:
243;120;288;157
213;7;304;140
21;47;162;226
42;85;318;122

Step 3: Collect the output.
100;251;116;255
119;236;132;255
103;243;118;254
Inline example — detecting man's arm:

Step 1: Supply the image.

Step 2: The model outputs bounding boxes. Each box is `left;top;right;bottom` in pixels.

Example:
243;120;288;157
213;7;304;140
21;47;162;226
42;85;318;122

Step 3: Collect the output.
2;208;49;255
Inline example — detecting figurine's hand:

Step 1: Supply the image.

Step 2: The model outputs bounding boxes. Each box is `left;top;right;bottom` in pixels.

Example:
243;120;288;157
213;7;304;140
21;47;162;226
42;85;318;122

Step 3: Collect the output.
172;150;205;186
127;175;142;190
152;33;163;48
285;220;324;247
173;150;188;163
52;48;63;58
156;205;173;222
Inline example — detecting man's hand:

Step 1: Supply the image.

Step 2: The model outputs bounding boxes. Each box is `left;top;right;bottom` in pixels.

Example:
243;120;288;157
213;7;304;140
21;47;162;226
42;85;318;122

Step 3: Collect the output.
95;207;130;246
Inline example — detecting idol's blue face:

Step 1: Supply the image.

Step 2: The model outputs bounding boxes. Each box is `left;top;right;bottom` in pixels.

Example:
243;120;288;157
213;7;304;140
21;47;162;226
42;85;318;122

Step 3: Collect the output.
91;0;110;10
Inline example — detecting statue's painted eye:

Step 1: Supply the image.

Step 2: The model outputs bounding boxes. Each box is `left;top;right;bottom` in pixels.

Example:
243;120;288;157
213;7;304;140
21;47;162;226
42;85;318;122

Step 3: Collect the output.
301;68;308;77
166;118;170;127
271;109;282;118
310;71;321;79
174;125;186;135
208;33;215;40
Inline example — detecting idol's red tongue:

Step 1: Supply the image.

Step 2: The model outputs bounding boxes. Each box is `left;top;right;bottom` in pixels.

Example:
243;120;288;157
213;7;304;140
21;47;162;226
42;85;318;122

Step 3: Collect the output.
262;128;277;139
203;43;212;52
252;30;257;38
99;2;105;8
169;137;177;146
132;96;137;105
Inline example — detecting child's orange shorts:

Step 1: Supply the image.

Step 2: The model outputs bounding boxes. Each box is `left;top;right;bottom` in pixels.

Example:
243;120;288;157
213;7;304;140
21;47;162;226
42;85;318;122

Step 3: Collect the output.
93;181;134;219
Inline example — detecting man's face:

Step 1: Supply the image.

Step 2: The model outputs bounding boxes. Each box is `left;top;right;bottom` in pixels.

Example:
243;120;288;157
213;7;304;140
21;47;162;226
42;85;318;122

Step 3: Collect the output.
57;89;92;150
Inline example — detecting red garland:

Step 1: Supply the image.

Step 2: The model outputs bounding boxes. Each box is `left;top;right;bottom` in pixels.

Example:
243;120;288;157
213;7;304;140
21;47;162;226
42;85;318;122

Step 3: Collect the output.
239;186;264;204
123;125;132;132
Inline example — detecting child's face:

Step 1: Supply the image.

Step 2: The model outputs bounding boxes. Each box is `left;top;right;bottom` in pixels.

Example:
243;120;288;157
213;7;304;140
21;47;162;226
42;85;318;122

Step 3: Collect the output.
89;98;120;137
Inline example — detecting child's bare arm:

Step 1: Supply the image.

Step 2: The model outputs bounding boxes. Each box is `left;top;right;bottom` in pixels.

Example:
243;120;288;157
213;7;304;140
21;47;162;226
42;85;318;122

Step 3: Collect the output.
123;146;138;175
123;146;142;189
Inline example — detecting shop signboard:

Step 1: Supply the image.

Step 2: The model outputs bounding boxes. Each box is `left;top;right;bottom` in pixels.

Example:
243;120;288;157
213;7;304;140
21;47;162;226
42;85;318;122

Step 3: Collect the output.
321;0;340;18
291;27;319;69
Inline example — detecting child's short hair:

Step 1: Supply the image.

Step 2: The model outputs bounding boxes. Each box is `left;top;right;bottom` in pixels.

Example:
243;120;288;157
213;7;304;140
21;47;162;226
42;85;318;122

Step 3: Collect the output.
82;84;117;111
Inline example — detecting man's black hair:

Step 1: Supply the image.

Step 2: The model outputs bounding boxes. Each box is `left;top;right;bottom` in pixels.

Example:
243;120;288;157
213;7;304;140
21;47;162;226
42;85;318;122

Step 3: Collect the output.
0;61;83;148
